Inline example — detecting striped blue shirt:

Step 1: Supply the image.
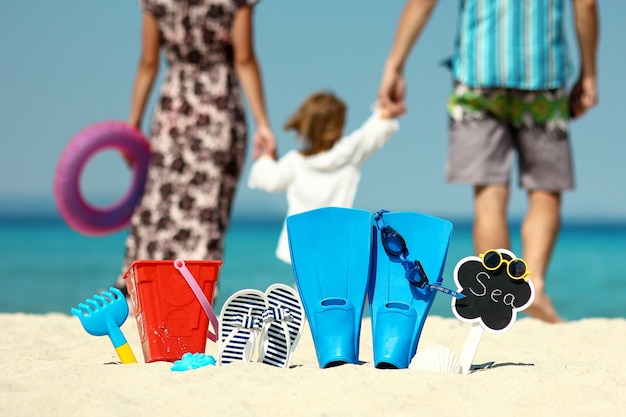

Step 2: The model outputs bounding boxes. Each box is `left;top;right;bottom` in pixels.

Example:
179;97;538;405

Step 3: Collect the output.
450;0;571;90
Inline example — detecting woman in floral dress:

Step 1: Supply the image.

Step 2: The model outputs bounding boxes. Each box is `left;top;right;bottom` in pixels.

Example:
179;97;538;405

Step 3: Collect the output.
116;0;275;292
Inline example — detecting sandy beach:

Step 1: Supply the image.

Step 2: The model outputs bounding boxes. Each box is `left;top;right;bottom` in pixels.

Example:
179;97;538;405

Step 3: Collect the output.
1;313;624;417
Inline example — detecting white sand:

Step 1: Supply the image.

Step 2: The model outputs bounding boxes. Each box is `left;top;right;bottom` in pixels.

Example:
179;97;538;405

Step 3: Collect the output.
1;313;624;417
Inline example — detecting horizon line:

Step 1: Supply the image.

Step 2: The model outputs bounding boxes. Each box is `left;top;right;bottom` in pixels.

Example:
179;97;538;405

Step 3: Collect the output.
1;208;625;228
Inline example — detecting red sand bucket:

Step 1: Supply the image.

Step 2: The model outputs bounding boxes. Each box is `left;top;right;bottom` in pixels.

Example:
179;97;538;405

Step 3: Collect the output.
123;259;221;363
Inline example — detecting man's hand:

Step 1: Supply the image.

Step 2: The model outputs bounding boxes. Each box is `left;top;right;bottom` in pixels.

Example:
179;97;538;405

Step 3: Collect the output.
569;76;598;119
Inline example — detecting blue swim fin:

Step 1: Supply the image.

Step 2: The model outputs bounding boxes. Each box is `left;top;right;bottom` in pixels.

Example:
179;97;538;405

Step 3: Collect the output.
368;210;453;369
286;207;371;368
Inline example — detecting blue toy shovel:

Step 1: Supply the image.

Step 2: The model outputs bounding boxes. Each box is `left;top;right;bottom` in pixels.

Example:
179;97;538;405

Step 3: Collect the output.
71;287;137;364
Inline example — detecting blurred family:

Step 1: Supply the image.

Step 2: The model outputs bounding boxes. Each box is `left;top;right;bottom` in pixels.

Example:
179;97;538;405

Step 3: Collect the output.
117;0;599;324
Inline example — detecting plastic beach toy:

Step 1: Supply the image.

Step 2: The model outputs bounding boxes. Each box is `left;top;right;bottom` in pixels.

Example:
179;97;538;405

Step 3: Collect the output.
123;259;221;362
71;287;137;364
171;353;216;372
53;121;150;236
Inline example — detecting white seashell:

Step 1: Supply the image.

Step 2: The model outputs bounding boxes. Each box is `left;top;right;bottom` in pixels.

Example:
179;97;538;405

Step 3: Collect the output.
409;345;462;374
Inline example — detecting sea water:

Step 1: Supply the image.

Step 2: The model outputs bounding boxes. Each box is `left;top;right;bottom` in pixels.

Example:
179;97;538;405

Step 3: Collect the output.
1;214;624;320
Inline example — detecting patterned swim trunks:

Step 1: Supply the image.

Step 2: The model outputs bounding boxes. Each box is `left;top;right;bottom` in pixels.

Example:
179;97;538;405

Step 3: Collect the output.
445;82;574;192
447;82;569;139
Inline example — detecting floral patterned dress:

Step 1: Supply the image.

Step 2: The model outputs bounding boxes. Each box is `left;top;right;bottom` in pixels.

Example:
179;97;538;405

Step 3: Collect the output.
120;0;255;279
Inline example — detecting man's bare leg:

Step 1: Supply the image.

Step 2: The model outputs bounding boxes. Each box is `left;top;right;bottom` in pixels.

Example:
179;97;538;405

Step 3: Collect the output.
473;184;511;254
520;190;563;323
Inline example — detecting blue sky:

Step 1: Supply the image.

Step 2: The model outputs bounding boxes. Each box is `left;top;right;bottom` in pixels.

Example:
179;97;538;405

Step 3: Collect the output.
1;1;624;222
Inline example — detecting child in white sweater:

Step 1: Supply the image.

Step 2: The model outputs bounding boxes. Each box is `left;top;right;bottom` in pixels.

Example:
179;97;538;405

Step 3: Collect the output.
248;91;399;263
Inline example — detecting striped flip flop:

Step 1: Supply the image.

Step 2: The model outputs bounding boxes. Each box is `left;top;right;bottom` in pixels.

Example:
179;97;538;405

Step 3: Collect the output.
258;284;305;368
217;289;266;365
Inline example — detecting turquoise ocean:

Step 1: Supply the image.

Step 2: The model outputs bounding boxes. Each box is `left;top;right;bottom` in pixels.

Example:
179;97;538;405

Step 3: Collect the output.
1;214;625;321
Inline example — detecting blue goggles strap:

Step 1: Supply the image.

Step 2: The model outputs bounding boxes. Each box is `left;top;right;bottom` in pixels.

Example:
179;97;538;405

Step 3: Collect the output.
373;210;465;299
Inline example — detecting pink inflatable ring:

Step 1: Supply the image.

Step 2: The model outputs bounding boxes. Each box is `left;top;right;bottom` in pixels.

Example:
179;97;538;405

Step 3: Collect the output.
53;121;150;236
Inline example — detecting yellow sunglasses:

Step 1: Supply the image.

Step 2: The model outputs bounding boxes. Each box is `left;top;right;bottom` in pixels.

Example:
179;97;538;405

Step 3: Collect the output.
479;250;531;281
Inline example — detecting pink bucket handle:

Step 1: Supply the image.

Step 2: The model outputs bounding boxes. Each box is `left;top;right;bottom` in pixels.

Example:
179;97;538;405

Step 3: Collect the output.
173;259;219;342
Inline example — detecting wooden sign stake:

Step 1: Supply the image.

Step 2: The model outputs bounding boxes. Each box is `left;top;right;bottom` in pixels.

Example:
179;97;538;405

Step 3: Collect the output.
458;323;484;375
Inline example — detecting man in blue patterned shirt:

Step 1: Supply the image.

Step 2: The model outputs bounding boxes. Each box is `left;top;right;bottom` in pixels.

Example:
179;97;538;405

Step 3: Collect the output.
378;0;598;323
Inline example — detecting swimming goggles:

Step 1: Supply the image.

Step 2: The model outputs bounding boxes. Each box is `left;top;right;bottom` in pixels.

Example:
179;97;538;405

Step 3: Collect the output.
479;249;531;281
373;210;464;299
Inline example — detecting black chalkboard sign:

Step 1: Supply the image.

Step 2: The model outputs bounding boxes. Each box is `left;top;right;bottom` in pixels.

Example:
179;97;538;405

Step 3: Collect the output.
451;249;535;333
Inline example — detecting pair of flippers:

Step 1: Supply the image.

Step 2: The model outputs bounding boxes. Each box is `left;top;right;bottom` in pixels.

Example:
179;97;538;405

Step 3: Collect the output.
287;207;454;369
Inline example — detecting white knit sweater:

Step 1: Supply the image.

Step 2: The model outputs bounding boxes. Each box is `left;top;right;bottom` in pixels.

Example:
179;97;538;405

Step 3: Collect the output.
248;112;399;263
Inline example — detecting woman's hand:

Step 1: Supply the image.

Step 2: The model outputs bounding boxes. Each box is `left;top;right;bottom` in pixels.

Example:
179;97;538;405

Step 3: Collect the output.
122;121;143;167
253;124;277;160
